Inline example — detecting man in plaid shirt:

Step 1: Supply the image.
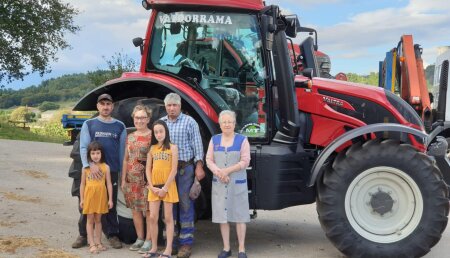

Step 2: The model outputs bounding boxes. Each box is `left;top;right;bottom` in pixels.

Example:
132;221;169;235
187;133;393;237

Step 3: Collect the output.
161;93;205;258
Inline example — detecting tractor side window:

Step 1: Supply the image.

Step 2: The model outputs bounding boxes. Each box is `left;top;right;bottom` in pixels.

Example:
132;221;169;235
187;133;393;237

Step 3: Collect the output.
149;11;268;139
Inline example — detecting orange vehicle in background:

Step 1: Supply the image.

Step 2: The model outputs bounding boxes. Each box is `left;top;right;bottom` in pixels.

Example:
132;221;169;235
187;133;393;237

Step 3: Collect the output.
380;35;432;129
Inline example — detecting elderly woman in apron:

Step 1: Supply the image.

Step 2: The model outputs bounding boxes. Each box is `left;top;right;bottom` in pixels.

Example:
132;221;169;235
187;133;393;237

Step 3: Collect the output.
206;110;251;258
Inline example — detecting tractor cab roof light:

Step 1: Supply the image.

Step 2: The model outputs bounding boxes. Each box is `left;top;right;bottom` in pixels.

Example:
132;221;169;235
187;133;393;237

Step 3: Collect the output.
142;0;151;10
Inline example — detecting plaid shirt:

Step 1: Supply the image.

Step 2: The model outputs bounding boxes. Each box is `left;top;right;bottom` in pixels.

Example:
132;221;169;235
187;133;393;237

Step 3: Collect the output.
161;113;204;163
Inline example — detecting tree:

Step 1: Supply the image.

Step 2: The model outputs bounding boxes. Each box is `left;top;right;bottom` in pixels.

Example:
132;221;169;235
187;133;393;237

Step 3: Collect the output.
0;0;80;85
38;101;60;112
346;72;379;86
10;106;36;123
87;52;138;86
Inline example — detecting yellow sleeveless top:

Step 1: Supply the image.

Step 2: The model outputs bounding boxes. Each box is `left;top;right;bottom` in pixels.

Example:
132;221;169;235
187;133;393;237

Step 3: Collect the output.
82;163;108;214
148;144;179;203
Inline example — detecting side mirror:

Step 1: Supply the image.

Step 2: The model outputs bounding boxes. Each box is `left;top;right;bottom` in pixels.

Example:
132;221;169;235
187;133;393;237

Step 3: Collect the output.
297;26;318;51
132;37;144;55
284;15;299;38
141;0;151;10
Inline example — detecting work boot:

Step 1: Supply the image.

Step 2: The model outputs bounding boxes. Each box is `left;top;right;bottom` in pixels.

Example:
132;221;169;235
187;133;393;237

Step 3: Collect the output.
108;235;123;249
177;245;192;258
71;235;87;249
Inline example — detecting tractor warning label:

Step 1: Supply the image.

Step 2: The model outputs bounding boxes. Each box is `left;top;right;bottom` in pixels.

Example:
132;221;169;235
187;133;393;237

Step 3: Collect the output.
159;13;233;25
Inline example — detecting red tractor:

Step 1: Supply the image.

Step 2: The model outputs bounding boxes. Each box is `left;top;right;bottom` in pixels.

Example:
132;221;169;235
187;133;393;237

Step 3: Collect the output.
68;1;449;257
286;27;347;80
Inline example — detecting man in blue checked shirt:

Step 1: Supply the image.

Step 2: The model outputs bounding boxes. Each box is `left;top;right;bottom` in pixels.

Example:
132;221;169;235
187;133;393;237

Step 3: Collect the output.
161;93;205;258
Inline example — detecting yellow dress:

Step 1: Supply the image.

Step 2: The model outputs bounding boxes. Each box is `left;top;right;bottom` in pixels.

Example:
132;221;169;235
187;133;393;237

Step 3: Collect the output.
82;163;109;214
148;144;179;203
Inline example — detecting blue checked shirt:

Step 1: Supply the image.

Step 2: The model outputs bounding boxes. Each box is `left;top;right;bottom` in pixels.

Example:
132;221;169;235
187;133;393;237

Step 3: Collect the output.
161;113;204;163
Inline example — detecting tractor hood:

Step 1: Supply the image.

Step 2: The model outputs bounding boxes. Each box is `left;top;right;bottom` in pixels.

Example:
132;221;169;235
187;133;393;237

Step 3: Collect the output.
298;76;424;129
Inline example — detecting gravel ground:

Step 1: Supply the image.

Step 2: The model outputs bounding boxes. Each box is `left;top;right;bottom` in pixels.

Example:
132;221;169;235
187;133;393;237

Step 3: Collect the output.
0;139;449;258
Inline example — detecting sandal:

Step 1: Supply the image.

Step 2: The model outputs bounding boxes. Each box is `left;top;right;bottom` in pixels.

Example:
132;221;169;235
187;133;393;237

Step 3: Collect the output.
159;254;171;258
89;244;98;254
96;243;107;251
142;252;159;258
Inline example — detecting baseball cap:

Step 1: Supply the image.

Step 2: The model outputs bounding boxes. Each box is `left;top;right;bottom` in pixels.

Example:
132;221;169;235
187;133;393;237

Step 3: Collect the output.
97;93;113;103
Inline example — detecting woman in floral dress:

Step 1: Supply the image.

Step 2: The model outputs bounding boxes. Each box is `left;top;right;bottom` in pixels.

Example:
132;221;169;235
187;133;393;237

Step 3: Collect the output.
121;104;153;253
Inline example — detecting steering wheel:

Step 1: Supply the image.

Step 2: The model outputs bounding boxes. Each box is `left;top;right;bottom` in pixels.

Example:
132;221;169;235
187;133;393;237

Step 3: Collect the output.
236;60;249;75
176;57;201;70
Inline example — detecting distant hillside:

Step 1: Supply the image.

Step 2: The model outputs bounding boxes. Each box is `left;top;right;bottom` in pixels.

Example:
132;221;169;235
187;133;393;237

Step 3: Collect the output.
0;64;436;109
0;73;98;109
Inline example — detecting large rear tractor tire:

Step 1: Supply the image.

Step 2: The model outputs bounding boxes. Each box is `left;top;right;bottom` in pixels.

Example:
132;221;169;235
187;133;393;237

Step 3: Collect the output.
111;97;166;128
317;139;449;258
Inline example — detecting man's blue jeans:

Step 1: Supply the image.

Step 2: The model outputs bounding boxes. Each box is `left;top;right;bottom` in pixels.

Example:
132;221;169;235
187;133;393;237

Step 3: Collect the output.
173;164;195;246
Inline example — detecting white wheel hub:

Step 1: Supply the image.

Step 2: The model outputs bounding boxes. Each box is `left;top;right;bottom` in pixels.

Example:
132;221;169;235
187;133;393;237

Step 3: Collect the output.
345;166;423;243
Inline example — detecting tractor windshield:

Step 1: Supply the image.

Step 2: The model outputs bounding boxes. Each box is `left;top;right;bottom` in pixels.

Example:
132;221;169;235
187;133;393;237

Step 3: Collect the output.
149;11;268;138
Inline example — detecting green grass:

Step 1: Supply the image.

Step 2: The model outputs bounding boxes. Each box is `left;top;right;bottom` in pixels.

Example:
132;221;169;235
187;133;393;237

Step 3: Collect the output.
0;122;67;144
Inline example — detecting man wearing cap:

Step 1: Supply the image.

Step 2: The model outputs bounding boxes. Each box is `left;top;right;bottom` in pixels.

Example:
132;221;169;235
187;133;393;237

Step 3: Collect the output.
161;93;205;258
71;93;127;249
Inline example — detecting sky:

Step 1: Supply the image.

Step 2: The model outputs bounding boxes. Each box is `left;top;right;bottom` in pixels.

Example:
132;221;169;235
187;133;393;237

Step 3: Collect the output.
5;0;450;90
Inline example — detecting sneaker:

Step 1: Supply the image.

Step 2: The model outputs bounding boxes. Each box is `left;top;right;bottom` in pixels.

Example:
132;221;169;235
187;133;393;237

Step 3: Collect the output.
218;249;232;258
108;236;123;249
138;240;152;254
71;235;87;249
238;252;247;258
177;245;192;258
129;239;145;251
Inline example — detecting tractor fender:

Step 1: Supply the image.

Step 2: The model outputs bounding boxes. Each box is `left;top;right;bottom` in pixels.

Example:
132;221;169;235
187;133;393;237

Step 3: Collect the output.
308;123;428;187
72;76;218;135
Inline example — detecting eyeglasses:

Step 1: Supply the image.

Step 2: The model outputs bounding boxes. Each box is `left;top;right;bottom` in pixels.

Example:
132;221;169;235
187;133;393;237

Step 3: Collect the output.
134;116;148;121
220;121;235;125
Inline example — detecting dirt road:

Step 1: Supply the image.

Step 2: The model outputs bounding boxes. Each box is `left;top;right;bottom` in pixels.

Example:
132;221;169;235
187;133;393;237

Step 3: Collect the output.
0;139;449;257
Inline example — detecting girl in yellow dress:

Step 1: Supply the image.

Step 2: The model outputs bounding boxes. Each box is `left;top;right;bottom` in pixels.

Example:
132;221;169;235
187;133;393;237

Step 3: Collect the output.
80;141;113;254
144;120;179;258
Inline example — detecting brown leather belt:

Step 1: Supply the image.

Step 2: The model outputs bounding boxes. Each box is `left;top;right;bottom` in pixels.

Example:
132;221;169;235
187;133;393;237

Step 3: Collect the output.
178;159;194;169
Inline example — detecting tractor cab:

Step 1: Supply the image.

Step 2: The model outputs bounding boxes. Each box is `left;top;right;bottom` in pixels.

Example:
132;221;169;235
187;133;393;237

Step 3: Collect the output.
147;11;268;138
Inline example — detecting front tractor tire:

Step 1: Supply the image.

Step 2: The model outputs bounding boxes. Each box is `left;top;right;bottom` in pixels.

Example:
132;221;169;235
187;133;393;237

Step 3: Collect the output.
317;139;449;258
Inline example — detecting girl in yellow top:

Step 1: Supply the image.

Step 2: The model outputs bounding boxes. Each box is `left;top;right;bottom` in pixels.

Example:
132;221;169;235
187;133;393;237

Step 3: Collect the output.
80;141;113;254
145;120;179;258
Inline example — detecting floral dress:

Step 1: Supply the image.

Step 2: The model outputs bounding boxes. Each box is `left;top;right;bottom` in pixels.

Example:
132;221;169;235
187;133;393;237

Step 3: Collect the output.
123;131;151;211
